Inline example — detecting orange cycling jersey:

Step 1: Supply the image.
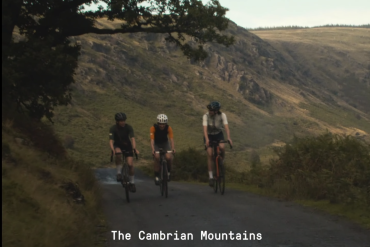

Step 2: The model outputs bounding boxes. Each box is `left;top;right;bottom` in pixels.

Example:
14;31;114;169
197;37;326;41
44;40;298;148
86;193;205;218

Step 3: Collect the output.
150;126;174;140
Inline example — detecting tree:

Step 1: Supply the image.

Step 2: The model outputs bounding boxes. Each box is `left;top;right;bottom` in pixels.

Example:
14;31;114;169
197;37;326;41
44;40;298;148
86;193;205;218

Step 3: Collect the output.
2;0;235;121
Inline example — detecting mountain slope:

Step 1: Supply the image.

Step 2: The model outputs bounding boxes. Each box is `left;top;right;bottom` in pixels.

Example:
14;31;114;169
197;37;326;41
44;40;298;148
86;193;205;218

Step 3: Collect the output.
51;20;370;167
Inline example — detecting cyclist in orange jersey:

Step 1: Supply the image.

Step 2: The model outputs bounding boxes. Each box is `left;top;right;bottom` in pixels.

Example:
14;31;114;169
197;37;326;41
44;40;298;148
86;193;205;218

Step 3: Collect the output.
150;114;175;185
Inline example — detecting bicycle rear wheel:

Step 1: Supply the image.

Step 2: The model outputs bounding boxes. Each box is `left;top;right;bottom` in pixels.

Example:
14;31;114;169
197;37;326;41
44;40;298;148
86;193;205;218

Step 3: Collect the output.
122;164;130;203
218;159;225;195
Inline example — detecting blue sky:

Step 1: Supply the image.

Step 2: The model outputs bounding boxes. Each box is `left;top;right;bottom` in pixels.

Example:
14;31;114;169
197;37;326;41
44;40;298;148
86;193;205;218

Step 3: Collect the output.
84;0;370;28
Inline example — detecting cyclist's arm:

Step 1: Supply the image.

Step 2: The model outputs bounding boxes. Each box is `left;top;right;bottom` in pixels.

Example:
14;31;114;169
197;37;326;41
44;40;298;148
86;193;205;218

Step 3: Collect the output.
109;140;115;152
131;137;136;150
128;125;139;153
203;126;208;140
170;138;175;152
151;139;155;154
168;127;175;151
109;129;115;152
221;113;231;141
202;114;209;144
224;124;231;140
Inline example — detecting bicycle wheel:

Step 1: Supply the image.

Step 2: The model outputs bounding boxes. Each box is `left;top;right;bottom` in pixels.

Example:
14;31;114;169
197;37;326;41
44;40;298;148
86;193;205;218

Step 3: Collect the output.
159;158;163;196
162;161;168;198
218;158;225;195
122;164;130;203
213;157;218;193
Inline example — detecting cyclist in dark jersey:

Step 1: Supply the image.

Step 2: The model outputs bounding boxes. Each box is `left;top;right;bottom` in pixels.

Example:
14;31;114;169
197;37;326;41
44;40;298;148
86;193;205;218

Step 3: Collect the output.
109;112;140;192
203;101;233;187
150;114;175;185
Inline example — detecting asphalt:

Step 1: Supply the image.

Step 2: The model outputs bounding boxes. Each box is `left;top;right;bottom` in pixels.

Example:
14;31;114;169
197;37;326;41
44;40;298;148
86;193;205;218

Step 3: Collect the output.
95;168;370;247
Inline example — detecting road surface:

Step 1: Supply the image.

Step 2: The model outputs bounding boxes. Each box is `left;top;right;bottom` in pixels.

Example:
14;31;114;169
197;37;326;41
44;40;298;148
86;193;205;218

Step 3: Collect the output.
95;168;370;247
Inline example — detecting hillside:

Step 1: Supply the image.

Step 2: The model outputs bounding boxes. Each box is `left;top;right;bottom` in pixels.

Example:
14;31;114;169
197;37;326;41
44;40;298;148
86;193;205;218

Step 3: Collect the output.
2;112;105;247
50;20;370;168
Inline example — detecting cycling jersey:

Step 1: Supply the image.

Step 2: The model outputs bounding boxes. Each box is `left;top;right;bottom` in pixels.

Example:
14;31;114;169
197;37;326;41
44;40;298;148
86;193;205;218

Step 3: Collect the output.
150;124;174;144
109;124;134;150
202;112;228;135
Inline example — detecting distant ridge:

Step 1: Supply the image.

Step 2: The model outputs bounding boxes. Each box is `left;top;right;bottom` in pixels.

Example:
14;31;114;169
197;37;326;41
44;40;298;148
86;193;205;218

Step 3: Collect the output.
246;24;370;31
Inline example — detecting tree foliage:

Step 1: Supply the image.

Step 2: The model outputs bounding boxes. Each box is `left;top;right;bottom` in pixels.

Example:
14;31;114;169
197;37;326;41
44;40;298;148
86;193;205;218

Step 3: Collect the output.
2;0;235;121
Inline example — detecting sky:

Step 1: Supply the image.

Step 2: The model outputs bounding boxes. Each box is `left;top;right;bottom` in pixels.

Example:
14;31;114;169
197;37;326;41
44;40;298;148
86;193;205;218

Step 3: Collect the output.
83;0;370;28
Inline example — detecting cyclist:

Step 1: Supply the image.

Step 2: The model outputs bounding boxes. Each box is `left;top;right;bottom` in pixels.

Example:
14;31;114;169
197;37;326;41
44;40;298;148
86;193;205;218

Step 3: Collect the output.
150;114;175;185
109;112;140;193
203;101;233;187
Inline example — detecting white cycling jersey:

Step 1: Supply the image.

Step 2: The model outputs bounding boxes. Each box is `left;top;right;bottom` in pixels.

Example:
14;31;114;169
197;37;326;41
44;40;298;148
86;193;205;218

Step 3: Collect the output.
202;112;228;135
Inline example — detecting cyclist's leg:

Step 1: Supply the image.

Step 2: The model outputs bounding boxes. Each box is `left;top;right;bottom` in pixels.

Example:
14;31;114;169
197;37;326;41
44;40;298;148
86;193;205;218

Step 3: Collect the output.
204;135;214;181
114;146;123;181
219;143;225;159
125;152;136;192
217;132;226;159
164;141;172;181
207;147;214;186
126;156;134;175
154;143;161;185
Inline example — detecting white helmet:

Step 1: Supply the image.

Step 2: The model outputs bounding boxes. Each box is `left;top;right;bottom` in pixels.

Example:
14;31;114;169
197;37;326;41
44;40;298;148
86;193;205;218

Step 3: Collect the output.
157;114;168;123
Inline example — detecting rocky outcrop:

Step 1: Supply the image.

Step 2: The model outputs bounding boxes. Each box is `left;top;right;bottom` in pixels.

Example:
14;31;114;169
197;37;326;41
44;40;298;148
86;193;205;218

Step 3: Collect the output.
206;53;245;82
237;77;272;105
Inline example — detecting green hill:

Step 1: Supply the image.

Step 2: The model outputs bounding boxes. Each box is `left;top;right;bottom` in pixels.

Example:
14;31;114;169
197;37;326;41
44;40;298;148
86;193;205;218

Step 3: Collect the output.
50;20;370;168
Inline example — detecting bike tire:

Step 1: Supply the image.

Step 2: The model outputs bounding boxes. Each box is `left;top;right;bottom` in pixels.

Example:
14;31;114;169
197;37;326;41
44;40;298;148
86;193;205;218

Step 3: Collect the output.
219;159;225;195
159;158;163;196
122;165;130;203
213;157;218;193
162;161;168;198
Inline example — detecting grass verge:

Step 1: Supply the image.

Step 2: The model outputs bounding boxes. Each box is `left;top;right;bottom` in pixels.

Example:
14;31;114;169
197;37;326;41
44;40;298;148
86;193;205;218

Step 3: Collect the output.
2;113;107;247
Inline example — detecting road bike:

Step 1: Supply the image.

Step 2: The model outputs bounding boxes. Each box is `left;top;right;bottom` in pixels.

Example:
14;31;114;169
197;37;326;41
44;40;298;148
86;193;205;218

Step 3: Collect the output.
111;150;138;203
155;148;173;198
208;140;232;195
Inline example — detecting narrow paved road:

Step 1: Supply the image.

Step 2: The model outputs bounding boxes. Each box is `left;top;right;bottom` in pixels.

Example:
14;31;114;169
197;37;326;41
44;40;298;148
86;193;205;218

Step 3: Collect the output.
95;168;370;247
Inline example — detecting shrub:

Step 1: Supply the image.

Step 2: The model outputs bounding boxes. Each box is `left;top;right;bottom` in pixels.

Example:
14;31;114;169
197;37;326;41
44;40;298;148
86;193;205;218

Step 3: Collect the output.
265;132;370;205
172;147;208;182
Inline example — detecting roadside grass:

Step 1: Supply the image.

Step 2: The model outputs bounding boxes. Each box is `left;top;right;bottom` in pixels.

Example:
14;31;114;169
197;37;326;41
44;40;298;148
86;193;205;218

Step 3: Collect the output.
139;132;370;230
225;183;370;230
2;115;106;247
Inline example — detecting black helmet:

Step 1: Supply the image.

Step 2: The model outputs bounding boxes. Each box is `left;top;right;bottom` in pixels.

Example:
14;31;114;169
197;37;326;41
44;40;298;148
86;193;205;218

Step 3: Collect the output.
115;112;127;121
207;101;221;111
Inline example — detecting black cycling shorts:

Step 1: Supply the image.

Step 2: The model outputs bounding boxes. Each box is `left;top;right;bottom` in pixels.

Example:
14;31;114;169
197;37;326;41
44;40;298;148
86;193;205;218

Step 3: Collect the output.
114;145;134;157
154;141;171;152
204;131;224;145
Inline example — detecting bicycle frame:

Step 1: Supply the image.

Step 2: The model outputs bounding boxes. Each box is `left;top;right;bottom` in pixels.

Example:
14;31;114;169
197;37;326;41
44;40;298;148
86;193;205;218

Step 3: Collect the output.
110;150;138;203
208;140;232;194
155;149;173;198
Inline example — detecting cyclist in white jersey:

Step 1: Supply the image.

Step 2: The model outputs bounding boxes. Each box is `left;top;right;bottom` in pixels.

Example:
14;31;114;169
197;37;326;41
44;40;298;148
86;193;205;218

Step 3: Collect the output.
203;101;233;187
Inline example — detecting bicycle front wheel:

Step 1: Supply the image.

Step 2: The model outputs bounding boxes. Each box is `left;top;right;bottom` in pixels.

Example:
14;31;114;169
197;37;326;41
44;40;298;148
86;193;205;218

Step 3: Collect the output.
213;157;218;193
122;165;130;203
162;161;168;198
218;159;225;195
159;159;163;196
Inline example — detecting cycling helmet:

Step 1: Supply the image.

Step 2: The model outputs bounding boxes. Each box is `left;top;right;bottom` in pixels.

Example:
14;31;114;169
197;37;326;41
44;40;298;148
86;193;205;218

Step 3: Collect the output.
207;101;221;111
157;114;168;124
115;112;127;121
